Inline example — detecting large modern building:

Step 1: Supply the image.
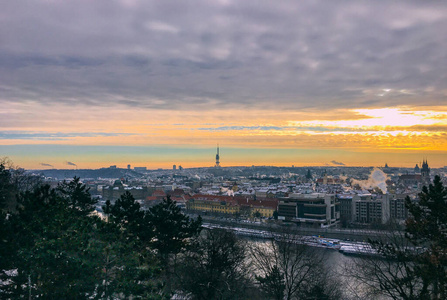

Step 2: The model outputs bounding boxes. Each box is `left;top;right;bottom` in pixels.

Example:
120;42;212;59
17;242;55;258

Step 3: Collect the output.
353;194;390;224
277;193;340;227
338;193;414;225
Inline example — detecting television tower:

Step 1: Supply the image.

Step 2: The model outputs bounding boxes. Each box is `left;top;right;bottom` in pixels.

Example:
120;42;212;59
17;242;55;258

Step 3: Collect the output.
215;144;220;167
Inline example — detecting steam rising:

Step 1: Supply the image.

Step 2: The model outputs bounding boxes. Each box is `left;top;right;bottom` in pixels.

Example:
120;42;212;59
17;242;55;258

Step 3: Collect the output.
351;168;388;193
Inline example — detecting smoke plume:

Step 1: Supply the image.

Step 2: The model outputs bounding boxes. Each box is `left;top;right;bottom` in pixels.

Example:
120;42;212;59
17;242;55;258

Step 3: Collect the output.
40;163;53;168
66;161;77;167
351;168;388;193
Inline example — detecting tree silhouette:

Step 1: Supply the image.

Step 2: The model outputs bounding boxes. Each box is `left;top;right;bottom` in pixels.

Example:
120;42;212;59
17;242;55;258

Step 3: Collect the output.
145;195;202;296
146;195;202;262
177;229;251;300
350;175;447;299
250;229;343;300
57;176;97;216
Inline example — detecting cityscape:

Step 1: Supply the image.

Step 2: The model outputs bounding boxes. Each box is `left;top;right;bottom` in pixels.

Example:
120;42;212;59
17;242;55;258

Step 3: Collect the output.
25;146;446;230
2;1;447;299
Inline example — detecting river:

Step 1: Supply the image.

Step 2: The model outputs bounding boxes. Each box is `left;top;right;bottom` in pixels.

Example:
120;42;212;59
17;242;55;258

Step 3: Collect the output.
203;222;390;299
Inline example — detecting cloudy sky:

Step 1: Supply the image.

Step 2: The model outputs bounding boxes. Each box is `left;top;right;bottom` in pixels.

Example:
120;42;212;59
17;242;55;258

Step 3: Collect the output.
1;0;447;169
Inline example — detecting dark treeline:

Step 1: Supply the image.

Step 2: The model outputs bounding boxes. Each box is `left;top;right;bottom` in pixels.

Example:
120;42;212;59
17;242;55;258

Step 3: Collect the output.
1;159;447;299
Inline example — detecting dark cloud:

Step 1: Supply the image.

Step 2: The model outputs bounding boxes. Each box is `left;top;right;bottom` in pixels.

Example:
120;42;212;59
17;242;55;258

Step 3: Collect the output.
0;131;135;140
40;163;53;167
1;1;446;110
66;161;77;166
331;160;345;166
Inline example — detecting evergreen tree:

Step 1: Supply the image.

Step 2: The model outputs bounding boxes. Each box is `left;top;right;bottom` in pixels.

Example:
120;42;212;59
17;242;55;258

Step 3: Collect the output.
2;184;103;298
105;191;162;298
355;175;447;299
306;169;312;180
107;191;146;239
57;176;97;216
0;163;13;288
404;175;447;299
0;163;12;210
145;195;202;296
146;195;202;262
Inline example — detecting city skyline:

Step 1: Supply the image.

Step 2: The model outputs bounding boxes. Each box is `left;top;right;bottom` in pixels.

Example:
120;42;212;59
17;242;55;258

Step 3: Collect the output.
1;1;447;169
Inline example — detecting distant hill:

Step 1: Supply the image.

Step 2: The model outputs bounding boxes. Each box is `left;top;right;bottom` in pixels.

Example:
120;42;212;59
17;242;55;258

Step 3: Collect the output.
32;168;144;180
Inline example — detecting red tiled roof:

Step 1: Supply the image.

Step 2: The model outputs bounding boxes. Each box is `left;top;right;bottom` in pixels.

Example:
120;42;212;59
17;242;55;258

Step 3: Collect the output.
152;190;166;197
235;197;278;209
191;194;238;205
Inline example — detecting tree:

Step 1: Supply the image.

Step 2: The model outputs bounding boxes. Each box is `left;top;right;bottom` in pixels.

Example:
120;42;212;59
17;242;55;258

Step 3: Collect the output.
0;163;13;210
0;163;14;288
250;229;343;300
104;191;162;299
1;177;162;299
306;169;312;180
256;265;285;300
0;158;39;212
145;195;202;296
177;228;252;300
2;184;103;298
404;175;447;299
146;195;202;262
57;176;97;216
107;191;146;239
348;175;447;300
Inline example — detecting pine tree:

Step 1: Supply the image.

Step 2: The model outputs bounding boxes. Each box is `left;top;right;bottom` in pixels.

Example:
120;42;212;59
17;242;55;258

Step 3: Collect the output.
145;195;202;296
105;191;162;298
3;184;103;298
57;176;97;216
107;191;145;239
358;175;447;299
405;175;447;299
146;195;202;262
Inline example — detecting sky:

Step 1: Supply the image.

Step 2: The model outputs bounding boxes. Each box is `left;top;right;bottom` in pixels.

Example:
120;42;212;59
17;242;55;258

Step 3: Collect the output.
1;0;447;169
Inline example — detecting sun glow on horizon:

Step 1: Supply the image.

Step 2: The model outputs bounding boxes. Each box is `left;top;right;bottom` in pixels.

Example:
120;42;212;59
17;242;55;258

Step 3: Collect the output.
2;104;447;169
288;107;447;129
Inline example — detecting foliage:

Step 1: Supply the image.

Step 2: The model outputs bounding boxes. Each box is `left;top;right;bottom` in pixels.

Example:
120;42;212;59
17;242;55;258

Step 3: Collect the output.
106;191;146;240
352;175;447;300
177;228;251;300
256;265;285;300
306;169;312;180
104;191;162;299
145;195;202;261
0;163;13;210
404;175;447;299
57;176;97;216
2;184;103;298
251;229;343;300
145;195;202;297
1;176;161;299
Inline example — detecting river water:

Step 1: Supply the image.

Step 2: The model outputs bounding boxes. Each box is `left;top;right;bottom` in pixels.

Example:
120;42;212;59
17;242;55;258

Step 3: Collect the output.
246;238;385;300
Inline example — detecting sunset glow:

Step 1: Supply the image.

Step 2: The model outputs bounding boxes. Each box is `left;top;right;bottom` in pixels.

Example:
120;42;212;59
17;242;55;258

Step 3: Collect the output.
1;1;447;169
